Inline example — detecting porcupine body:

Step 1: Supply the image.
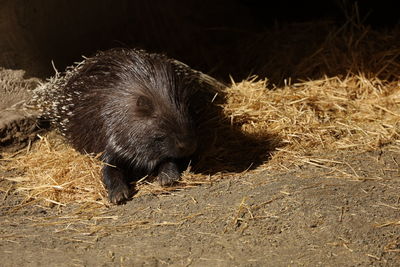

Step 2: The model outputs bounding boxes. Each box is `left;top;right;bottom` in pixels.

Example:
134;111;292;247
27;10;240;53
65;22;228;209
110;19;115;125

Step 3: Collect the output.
33;48;222;204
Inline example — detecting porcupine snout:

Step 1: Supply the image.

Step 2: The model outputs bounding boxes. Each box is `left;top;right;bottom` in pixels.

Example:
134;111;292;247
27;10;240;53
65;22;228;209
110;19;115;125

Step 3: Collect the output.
174;134;197;157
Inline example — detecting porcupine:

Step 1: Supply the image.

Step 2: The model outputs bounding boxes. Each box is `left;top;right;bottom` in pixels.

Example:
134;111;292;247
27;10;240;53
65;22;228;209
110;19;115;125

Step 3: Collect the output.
32;48;223;204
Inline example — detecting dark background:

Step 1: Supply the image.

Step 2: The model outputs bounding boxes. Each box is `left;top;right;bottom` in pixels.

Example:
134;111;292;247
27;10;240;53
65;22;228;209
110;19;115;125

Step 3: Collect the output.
0;0;398;80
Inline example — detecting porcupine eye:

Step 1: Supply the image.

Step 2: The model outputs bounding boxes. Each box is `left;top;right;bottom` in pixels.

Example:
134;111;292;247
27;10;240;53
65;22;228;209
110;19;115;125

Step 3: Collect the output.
154;135;166;142
135;95;154;116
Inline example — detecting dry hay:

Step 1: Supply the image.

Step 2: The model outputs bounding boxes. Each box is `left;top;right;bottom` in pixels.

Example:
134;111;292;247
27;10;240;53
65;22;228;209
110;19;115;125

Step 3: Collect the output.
1;132;107;206
1;20;400;207
2;72;399;206
227;75;400;159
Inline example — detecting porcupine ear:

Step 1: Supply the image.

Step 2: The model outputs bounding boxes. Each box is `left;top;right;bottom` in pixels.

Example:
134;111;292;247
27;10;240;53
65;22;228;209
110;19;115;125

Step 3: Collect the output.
135;95;154;116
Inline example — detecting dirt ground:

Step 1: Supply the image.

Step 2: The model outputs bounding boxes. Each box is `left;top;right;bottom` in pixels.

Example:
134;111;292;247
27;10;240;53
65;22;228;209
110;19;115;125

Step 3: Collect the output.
1;147;399;266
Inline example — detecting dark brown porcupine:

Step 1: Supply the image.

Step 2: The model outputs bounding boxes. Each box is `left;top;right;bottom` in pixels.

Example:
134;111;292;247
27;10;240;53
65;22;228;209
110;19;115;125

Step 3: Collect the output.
32;48;223;204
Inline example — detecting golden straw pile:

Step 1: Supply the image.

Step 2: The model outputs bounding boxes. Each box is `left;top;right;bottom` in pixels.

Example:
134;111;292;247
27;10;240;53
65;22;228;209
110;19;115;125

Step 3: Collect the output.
226;75;400;156
1;21;400;206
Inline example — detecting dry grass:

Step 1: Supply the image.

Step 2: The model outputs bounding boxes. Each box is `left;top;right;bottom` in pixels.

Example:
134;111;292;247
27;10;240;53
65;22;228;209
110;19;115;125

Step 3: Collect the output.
1;19;400;207
1;132;107;206
226;75;400;164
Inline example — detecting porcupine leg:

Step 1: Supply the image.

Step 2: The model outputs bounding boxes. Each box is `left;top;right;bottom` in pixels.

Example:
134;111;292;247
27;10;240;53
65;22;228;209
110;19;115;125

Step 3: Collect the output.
157;161;181;186
102;158;132;204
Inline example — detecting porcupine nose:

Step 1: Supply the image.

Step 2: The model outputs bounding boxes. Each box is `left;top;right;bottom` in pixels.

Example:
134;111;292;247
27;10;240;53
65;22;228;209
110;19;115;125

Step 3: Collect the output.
175;135;197;157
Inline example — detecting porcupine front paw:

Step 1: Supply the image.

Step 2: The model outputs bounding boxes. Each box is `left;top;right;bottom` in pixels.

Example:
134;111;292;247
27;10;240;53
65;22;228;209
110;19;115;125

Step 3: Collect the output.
108;182;132;204
102;164;132;204
157;161;181;186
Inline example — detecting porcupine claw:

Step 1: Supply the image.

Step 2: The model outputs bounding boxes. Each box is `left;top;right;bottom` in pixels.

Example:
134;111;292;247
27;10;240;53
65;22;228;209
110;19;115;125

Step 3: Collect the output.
157;161;181;186
108;183;131;204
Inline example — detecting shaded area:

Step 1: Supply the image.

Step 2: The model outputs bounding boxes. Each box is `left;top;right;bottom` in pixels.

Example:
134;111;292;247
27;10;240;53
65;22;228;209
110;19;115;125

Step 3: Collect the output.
0;68;47;153
250;20;400;84
192;87;282;173
0;1;399;83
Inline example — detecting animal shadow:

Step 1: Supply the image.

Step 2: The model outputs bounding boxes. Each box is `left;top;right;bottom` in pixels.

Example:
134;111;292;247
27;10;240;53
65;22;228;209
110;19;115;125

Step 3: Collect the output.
190;86;282;174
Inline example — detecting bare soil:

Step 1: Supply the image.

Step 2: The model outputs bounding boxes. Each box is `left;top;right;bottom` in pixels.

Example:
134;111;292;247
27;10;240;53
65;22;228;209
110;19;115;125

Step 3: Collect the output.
1;148;399;267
